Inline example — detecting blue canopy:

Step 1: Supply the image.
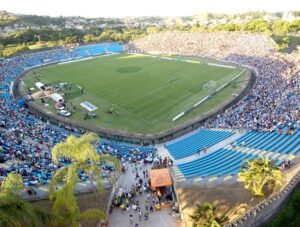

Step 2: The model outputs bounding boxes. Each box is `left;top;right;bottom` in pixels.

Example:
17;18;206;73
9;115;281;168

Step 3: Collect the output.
17;99;26;105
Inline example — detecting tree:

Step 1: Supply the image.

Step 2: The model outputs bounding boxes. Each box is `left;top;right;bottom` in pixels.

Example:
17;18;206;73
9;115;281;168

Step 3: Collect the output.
238;157;284;196
0;173;57;227
245;19;271;33
98;30;114;41
190;202;228;227
287;20;300;34
65;36;79;44
109;31;123;41
83;34;96;43
0;172;23;194
146;26;161;34
272;20;288;35
49;132;119;227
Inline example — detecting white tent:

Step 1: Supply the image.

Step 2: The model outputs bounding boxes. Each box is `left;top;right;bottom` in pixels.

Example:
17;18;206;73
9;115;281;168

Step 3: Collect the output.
35;82;45;90
50;93;64;102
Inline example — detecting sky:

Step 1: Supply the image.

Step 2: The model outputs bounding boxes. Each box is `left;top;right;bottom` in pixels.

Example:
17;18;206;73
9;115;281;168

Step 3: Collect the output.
1;0;300;18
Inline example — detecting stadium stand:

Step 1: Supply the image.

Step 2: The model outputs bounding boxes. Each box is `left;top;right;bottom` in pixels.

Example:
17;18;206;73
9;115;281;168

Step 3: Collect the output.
0;31;299;186
0;42;131;186
75;43;124;58
100;139;156;159
166;129;234;159
129;32;300;132
177;148;256;179
235;129;300;155
175;129;299;179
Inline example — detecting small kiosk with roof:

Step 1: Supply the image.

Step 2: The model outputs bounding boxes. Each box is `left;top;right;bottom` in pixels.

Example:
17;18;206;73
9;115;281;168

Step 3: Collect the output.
148;168;176;209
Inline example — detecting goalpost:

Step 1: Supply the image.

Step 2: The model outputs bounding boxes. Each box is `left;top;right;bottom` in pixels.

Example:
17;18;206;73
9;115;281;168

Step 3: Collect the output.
172;70;246;122
203;80;217;92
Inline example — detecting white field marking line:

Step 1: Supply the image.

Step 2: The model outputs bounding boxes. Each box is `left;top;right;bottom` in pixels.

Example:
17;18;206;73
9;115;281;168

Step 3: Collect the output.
152;69;245;123
133;100;177;123
109;103;153;124
151;94;204;123
132;89;195;123
87;94;152;124
129;93;178;118
152;94;179;103
137;53;202;64
136;54;242;88
104;53;212;105
174;70;246;116
93;54;241;124
150;94;204;123
186;68;238;94
152;78;230;122
98;57;181;103
58;53;120;65
167;77;183;84
120;65;214;108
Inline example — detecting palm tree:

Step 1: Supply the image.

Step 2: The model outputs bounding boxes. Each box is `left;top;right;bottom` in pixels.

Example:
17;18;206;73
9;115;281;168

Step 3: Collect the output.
238;157;284;196
0;173;57;227
190;202;228;227
49;132;119;227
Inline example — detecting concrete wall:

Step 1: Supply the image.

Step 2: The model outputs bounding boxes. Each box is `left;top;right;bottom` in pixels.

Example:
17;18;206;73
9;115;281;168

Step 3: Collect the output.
226;171;300;227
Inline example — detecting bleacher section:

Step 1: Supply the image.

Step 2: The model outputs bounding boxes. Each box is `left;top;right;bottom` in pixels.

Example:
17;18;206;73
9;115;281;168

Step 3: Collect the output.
166;129;234;159
0;42;125;186
235;130;300;156
174;129;299;180
75;42;124;58
177;148;256;179
100;139;155;157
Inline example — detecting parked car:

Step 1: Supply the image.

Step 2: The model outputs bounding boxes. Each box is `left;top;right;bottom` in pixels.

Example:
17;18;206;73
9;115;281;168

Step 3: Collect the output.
59;109;71;117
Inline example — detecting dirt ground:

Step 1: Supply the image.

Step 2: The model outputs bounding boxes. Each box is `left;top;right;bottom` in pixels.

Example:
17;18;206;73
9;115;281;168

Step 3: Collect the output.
177;182;273;227
31;188;111;226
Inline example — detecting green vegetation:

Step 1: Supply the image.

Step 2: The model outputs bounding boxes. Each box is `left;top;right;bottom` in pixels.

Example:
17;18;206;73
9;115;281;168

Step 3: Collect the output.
0;133;119;227
238;157;284;196
272;35;300;52
0;173;57;227
268;187;300;227
0;27;144;57
23;53;247;134
17;15;66;27
189;202;228;227
49;133;119;226
1;11;300;57
0;11;16;27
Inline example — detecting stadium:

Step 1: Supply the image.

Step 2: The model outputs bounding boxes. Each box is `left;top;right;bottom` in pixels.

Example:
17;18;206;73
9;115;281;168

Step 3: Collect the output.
19;42;250;141
0;11;300;227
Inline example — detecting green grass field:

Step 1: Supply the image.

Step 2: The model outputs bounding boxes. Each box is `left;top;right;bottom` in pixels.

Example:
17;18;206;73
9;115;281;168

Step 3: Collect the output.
23;53;248;133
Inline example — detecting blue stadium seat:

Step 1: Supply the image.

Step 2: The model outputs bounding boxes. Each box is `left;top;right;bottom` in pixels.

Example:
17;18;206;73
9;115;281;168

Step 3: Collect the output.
236;130;300;155
178;149;256;179
166;129;234;159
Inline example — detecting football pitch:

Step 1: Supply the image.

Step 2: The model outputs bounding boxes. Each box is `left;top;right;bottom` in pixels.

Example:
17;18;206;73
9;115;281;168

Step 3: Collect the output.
24;53;248;133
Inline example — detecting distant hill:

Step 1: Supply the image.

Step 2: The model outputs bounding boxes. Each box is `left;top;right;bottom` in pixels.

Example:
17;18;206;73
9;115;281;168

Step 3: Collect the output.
0;11;16;27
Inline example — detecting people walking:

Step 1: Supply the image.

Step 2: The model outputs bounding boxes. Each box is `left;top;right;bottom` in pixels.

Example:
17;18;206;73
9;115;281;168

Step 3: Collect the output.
138;208;142;221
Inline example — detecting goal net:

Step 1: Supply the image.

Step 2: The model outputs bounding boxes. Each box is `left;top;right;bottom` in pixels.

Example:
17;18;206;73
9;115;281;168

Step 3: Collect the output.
203;80;217;92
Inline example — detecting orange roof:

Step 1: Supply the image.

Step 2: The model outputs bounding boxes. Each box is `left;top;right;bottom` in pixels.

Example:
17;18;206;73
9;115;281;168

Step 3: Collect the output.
148;168;172;188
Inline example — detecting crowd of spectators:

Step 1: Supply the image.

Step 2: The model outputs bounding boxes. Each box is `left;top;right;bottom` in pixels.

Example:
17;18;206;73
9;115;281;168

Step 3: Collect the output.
0;45;153;187
1;33;299;187
129;31;300;132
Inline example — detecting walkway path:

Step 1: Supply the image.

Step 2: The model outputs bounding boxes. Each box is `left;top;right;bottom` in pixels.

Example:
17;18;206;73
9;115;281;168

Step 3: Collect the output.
108;163;180;227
